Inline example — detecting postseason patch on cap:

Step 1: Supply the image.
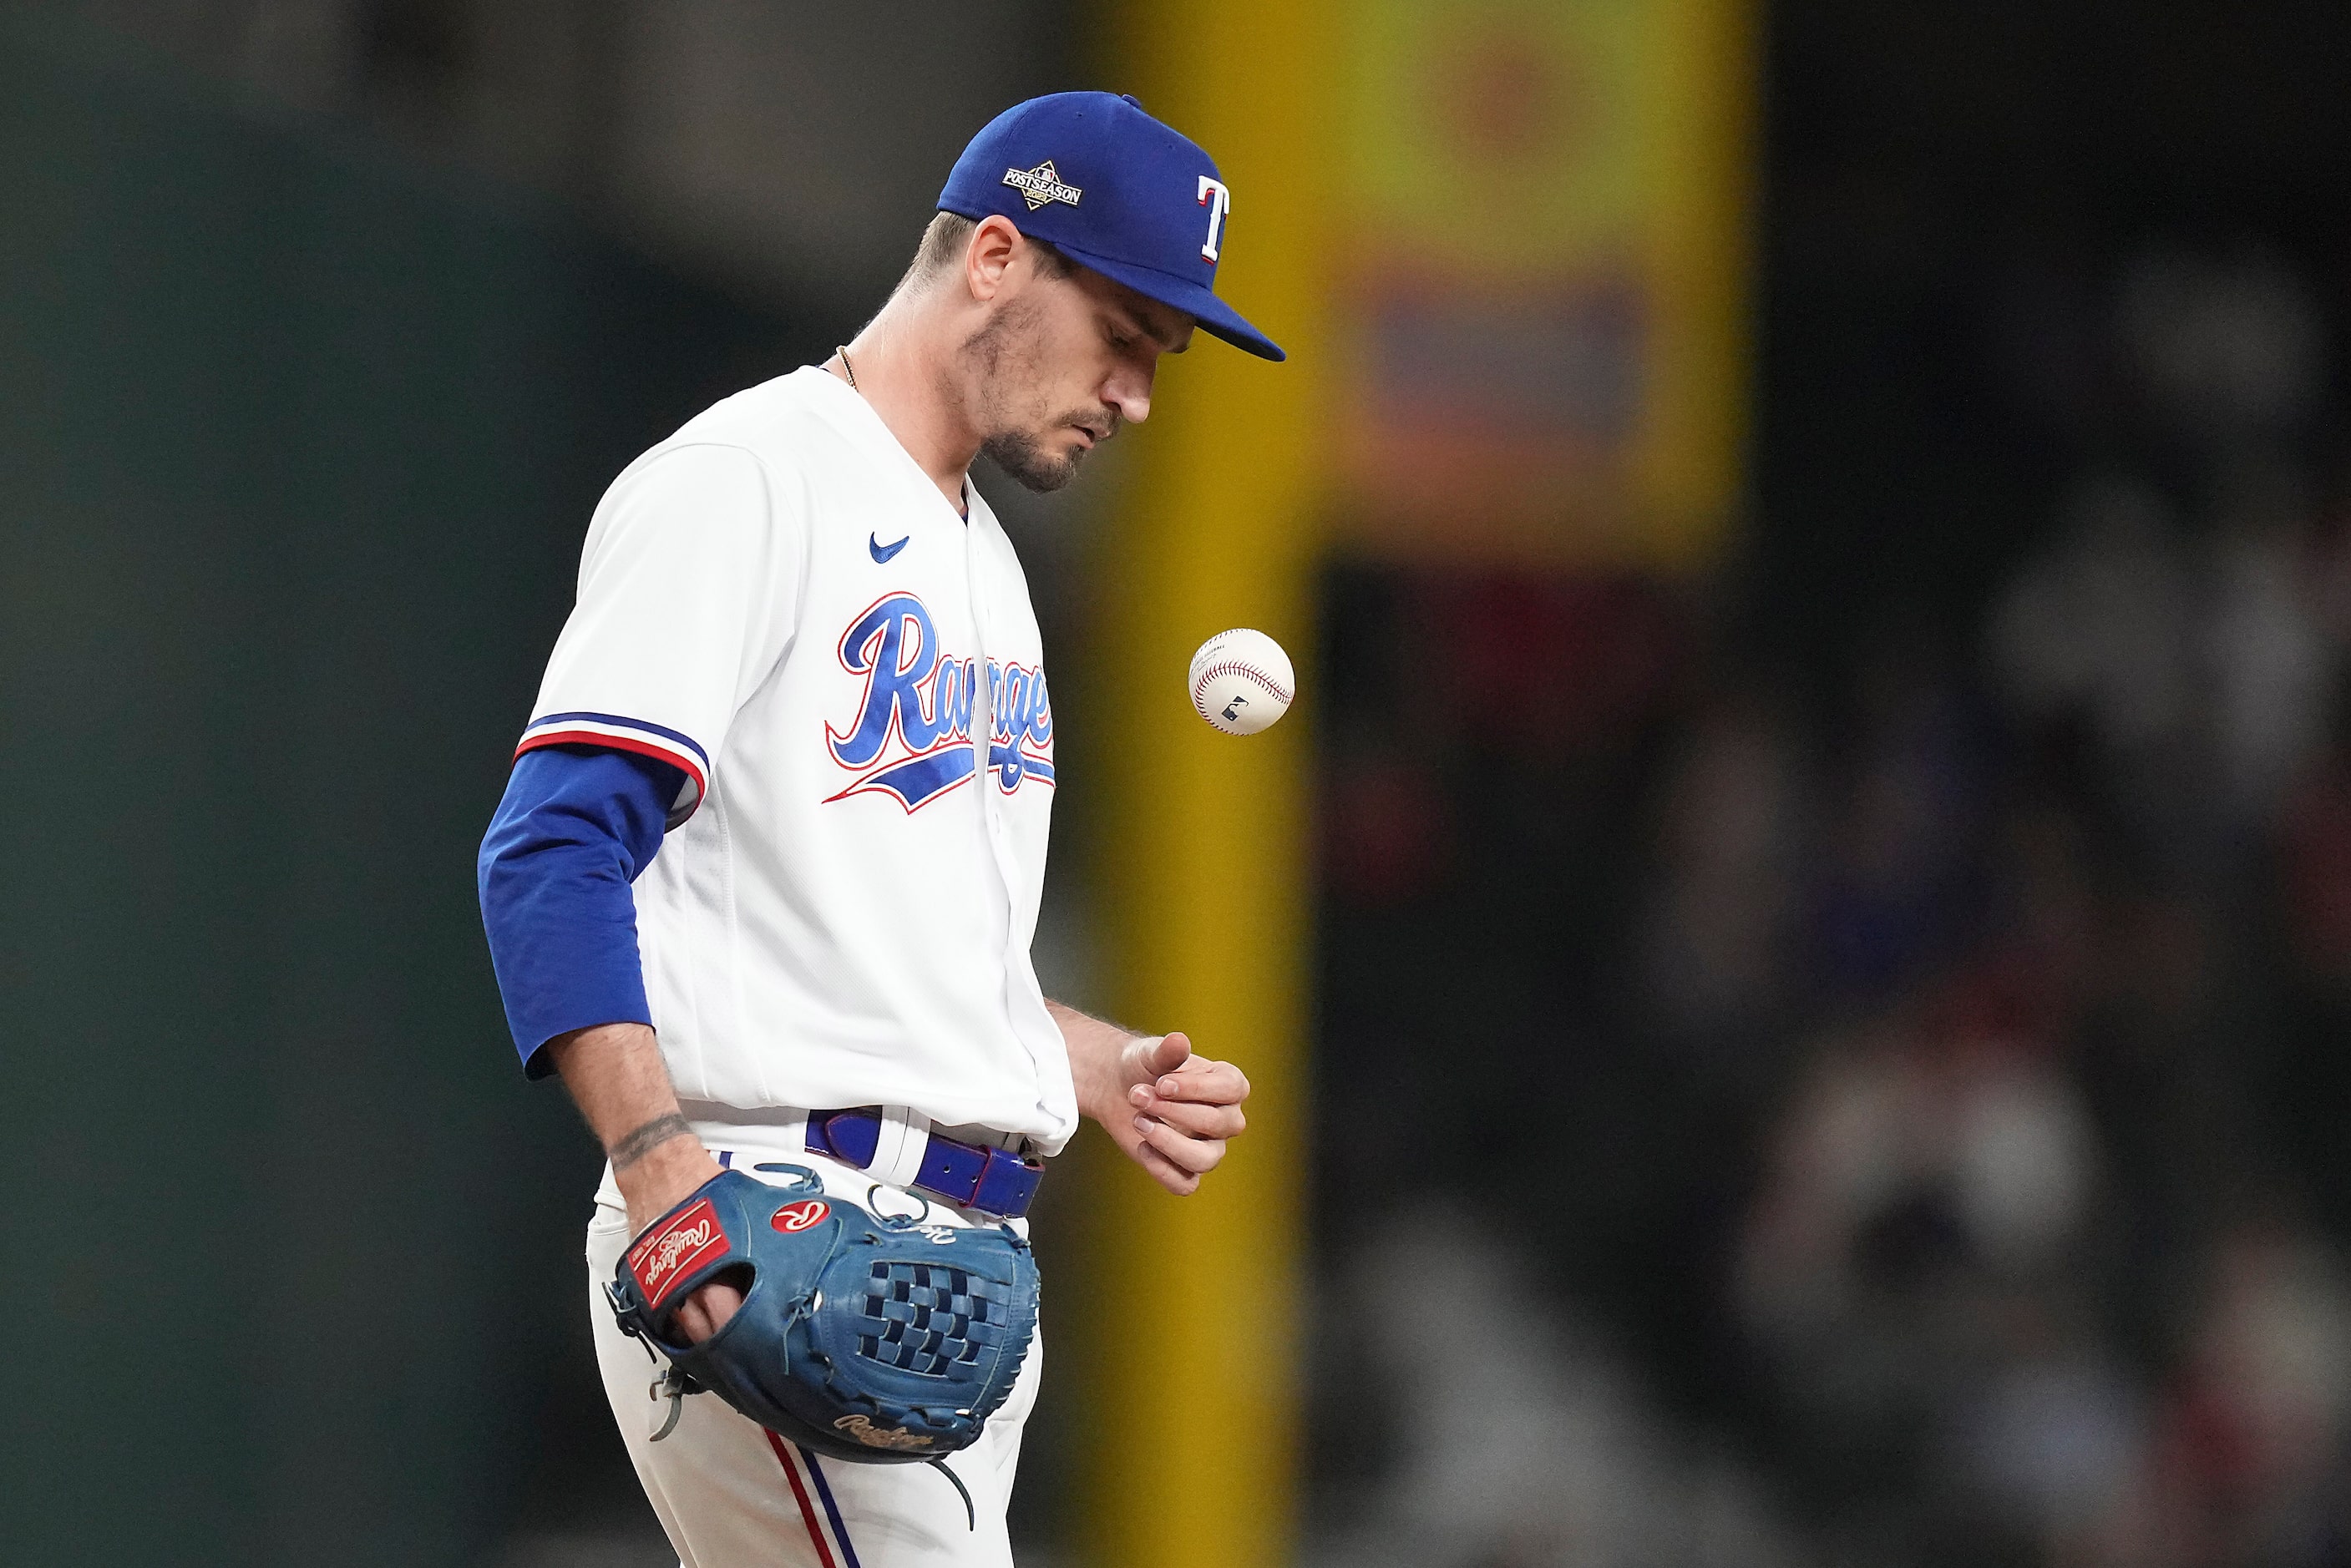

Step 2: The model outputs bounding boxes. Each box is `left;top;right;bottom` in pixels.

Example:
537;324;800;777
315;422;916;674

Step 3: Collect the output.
626;1197;731;1310
1001;159;1083;211
935;91;1285;360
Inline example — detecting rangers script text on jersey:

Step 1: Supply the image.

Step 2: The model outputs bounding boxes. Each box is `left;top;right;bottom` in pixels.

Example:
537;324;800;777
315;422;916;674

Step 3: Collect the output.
519;367;1077;1146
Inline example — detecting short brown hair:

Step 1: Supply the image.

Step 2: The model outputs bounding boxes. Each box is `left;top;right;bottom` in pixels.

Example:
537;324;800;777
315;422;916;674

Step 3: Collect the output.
900;211;1072;291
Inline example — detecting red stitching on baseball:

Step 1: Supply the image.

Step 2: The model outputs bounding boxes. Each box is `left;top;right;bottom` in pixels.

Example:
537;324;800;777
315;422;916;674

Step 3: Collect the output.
1191;660;1294;706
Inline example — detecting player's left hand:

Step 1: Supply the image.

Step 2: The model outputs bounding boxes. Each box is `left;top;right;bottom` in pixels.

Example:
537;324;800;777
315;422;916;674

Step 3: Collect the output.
1107;1031;1249;1196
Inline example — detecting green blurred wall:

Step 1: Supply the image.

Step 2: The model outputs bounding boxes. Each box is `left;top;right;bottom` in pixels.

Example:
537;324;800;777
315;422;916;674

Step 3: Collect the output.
0;23;803;1564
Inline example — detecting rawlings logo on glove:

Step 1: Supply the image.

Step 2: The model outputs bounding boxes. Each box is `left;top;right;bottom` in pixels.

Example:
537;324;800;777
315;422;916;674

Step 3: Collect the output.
626;1199;730;1309
834;1414;940;1451
770;1198;829;1232
605;1168;1040;1470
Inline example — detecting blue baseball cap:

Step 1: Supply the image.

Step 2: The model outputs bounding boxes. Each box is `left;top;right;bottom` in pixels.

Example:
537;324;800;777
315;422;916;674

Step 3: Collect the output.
936;92;1285;362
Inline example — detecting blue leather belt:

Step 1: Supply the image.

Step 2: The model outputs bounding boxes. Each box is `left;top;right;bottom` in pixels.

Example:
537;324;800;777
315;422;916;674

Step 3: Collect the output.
803;1108;1045;1220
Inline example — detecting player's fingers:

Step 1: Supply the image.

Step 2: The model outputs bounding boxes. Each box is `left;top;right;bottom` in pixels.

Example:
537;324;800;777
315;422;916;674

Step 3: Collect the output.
1128;1095;1244;1139
676;1279;746;1343
1125;1030;1191;1086
1130;1136;1202;1196
1132;1115;1227;1175
1152;1057;1250;1105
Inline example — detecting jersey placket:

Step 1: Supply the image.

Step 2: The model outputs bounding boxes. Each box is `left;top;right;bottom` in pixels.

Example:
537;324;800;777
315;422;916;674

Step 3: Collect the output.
962;513;1054;1099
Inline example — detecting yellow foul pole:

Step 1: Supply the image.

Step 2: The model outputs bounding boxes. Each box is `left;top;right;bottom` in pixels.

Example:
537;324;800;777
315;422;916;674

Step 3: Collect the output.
1077;3;1334;1565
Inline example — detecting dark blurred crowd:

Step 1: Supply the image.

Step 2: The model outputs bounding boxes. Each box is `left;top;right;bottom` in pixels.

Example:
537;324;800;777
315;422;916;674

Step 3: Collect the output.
1310;243;2351;1568
1724;242;2351;1567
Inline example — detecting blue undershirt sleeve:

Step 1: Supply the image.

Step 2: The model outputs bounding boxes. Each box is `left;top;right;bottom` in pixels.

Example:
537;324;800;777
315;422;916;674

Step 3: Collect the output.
477;743;687;1079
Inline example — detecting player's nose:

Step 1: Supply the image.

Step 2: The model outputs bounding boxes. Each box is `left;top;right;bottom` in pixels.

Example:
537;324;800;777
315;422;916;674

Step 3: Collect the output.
1103;366;1153;426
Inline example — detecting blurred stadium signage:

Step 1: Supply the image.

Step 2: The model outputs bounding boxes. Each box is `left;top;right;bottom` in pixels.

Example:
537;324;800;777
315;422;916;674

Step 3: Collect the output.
1336;0;1756;569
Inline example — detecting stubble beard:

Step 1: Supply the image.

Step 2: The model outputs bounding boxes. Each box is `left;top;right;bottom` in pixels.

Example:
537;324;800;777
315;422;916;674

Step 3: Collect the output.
980;427;1083;493
960;298;1107;494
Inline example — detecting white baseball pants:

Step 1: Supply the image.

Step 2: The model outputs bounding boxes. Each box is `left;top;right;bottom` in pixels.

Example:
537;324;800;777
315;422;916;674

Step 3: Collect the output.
585;1146;1041;1568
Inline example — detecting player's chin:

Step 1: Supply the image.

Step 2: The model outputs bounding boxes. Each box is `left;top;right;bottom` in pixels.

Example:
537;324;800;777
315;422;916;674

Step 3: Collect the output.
980;429;1087;493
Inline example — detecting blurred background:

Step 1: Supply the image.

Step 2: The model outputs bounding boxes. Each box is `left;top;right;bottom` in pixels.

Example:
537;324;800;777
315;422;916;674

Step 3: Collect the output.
10;2;2351;1565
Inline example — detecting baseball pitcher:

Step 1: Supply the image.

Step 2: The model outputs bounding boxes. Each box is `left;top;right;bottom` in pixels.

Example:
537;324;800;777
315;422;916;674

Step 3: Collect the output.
478;92;1283;1567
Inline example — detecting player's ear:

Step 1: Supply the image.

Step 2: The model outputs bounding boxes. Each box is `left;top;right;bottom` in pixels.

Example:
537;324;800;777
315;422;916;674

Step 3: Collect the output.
965;215;1023;302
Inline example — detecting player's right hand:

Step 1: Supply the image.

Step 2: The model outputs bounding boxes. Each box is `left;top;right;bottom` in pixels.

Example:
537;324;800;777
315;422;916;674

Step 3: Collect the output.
1107;1029;1252;1196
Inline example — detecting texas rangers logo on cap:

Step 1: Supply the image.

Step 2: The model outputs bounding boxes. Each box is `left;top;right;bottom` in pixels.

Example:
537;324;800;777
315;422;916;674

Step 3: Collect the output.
935;90;1286;362
1001;159;1082;210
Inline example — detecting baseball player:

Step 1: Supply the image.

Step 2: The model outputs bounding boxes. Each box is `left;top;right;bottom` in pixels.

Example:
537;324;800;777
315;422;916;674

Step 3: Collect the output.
478;92;1283;1567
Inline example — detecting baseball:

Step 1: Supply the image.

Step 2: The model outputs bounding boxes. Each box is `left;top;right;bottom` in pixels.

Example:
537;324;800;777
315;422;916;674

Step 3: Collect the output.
1188;628;1295;736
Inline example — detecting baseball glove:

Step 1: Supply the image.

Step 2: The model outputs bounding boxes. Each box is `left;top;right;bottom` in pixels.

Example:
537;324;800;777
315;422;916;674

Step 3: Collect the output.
605;1166;1041;1476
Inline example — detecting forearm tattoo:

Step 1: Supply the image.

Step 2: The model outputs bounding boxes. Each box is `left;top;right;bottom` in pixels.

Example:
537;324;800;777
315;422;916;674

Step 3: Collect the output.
609;1112;692;1172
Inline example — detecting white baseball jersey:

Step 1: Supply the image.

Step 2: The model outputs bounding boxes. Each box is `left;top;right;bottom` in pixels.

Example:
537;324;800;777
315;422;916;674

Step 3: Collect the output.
519;365;1077;1151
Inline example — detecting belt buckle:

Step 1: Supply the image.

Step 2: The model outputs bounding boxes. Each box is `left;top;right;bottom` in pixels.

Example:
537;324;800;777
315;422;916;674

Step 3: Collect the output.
804;1107;1043;1218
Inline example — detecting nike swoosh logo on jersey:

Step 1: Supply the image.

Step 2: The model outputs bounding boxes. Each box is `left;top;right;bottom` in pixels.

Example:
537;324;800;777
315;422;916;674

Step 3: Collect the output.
869;533;910;564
